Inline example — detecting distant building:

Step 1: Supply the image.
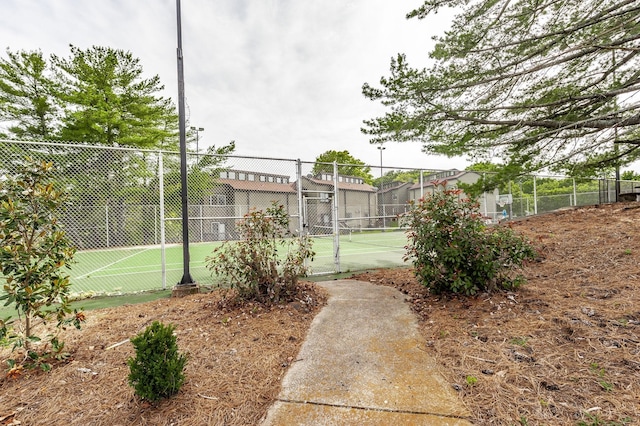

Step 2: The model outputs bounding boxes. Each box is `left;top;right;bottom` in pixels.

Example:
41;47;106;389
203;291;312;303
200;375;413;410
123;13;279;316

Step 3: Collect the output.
407;169;499;218
202;170;297;240
298;173;377;233
379;181;413;218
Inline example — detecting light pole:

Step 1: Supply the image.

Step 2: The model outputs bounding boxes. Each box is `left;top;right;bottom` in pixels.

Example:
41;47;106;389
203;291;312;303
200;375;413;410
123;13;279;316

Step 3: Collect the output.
190;126;204;154
174;0;197;293
377;144;386;227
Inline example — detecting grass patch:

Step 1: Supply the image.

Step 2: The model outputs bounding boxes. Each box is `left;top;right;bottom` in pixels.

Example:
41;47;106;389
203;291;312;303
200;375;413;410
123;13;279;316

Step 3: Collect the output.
0;290;172;319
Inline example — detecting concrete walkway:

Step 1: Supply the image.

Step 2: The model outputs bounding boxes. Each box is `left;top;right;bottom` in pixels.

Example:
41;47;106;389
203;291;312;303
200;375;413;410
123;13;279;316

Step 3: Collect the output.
261;280;472;425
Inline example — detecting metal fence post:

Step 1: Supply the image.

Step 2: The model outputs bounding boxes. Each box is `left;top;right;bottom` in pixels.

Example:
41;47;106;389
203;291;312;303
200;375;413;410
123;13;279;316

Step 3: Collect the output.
296;159;304;232
154;205;157;244
533;175;538;215
105;205;110;247
296;159;308;269
508;181;513;218
333;161;340;273
199;205;203;242
482;173;488;217
159;152;167;290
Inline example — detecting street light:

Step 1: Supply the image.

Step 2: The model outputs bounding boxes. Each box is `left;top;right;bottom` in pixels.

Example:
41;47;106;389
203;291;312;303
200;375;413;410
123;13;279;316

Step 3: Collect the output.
377;144;385;178
190;126;204;154
174;0;197;292
377;144;386;227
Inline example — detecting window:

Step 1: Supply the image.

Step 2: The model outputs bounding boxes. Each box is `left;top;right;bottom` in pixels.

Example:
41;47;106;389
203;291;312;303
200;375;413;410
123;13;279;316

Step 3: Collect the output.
268;176;274;182
220;171;228;179
248;174;255;181
276;177;282;183
238;173;246;180
209;194;226;205
228;171;236;179
260;175;266;182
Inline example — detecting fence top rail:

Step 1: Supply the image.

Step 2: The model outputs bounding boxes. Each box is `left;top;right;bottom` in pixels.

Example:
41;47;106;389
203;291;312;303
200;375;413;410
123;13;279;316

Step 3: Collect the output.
3;139;633;184
1;139;302;164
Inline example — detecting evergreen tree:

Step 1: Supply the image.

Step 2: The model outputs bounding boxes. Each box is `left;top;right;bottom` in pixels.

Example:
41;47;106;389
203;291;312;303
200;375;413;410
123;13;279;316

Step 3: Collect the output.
0;49;59;139
363;0;640;179
52;45;177;149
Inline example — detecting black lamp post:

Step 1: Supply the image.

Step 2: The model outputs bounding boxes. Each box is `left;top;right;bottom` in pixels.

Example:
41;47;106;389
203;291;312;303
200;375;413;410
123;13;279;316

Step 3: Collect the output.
174;0;196;291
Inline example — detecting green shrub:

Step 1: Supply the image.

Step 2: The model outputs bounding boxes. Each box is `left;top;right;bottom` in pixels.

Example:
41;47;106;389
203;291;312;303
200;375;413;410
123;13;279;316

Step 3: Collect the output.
402;184;536;295
0;158;84;370
206;202;314;304
127;321;187;401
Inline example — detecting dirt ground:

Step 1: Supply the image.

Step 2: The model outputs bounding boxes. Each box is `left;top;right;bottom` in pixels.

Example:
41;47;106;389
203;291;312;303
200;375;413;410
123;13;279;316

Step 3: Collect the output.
1;202;639;425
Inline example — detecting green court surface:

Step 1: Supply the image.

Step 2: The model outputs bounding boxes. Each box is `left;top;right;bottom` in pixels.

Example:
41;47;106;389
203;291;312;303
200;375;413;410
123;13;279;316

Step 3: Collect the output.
310;229;409;274
70;242;222;294
3;230;410;296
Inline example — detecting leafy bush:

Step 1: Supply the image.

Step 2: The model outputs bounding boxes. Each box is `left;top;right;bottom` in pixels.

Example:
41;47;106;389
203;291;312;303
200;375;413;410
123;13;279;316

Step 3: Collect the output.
127;321;187;401
0;158;84;370
206;202;314;303
402;184;536;295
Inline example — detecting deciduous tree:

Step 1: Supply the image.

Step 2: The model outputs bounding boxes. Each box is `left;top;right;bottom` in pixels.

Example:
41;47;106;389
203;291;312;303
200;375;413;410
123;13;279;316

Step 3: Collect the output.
0;158;83;369
312;150;373;183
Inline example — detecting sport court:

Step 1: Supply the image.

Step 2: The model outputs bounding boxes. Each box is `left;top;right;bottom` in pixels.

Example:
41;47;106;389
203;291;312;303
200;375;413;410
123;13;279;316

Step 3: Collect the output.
66;229;409;295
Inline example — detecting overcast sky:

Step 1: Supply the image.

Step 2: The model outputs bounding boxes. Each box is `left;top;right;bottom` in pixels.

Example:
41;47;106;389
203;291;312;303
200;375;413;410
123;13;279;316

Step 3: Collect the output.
1;0;467;172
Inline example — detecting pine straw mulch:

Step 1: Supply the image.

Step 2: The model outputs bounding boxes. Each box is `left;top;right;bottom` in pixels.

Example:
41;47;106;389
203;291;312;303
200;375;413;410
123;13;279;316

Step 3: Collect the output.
0;283;327;426
352;202;640;425
1;203;639;425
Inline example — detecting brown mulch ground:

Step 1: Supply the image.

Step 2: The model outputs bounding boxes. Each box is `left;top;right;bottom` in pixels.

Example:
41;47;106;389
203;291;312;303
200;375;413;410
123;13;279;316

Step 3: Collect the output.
1;202;639;425
354;202;640;425
0;284;327;426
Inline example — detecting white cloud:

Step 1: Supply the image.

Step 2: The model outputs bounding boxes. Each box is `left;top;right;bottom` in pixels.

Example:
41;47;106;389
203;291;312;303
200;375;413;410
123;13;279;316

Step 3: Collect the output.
0;0;467;171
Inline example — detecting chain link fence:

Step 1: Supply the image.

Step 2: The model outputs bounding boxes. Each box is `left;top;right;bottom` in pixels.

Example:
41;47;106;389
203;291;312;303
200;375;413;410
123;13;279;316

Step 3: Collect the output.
1;140;638;295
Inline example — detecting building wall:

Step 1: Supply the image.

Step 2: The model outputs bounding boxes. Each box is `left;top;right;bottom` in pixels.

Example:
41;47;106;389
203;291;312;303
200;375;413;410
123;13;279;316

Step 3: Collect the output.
407;172;499;220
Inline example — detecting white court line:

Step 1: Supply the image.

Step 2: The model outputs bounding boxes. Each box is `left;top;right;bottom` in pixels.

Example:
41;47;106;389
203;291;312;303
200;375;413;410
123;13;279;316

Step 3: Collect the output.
74;263;209;281
75;247;153;280
311;248;405;258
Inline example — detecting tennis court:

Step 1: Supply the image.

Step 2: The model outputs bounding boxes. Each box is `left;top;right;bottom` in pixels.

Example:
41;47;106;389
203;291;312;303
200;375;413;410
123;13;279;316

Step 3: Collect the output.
65;229;410;295
70;243;220;294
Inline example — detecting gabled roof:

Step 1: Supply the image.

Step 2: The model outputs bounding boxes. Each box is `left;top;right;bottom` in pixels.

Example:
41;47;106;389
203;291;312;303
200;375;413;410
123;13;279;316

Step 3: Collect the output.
300;176;377;193
216;178;296;193
408;170;479;191
379;181;413;194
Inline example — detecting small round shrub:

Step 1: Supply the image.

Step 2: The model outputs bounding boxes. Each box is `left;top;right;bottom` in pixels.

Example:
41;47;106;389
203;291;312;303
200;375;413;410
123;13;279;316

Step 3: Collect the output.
402;184;536;295
127;321;188;401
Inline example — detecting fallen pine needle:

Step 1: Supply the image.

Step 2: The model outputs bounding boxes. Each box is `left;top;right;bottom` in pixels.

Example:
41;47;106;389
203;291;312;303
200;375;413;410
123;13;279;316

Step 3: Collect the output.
0;412;16;422
106;338;130;350
197;393;219;400
466;355;497;364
